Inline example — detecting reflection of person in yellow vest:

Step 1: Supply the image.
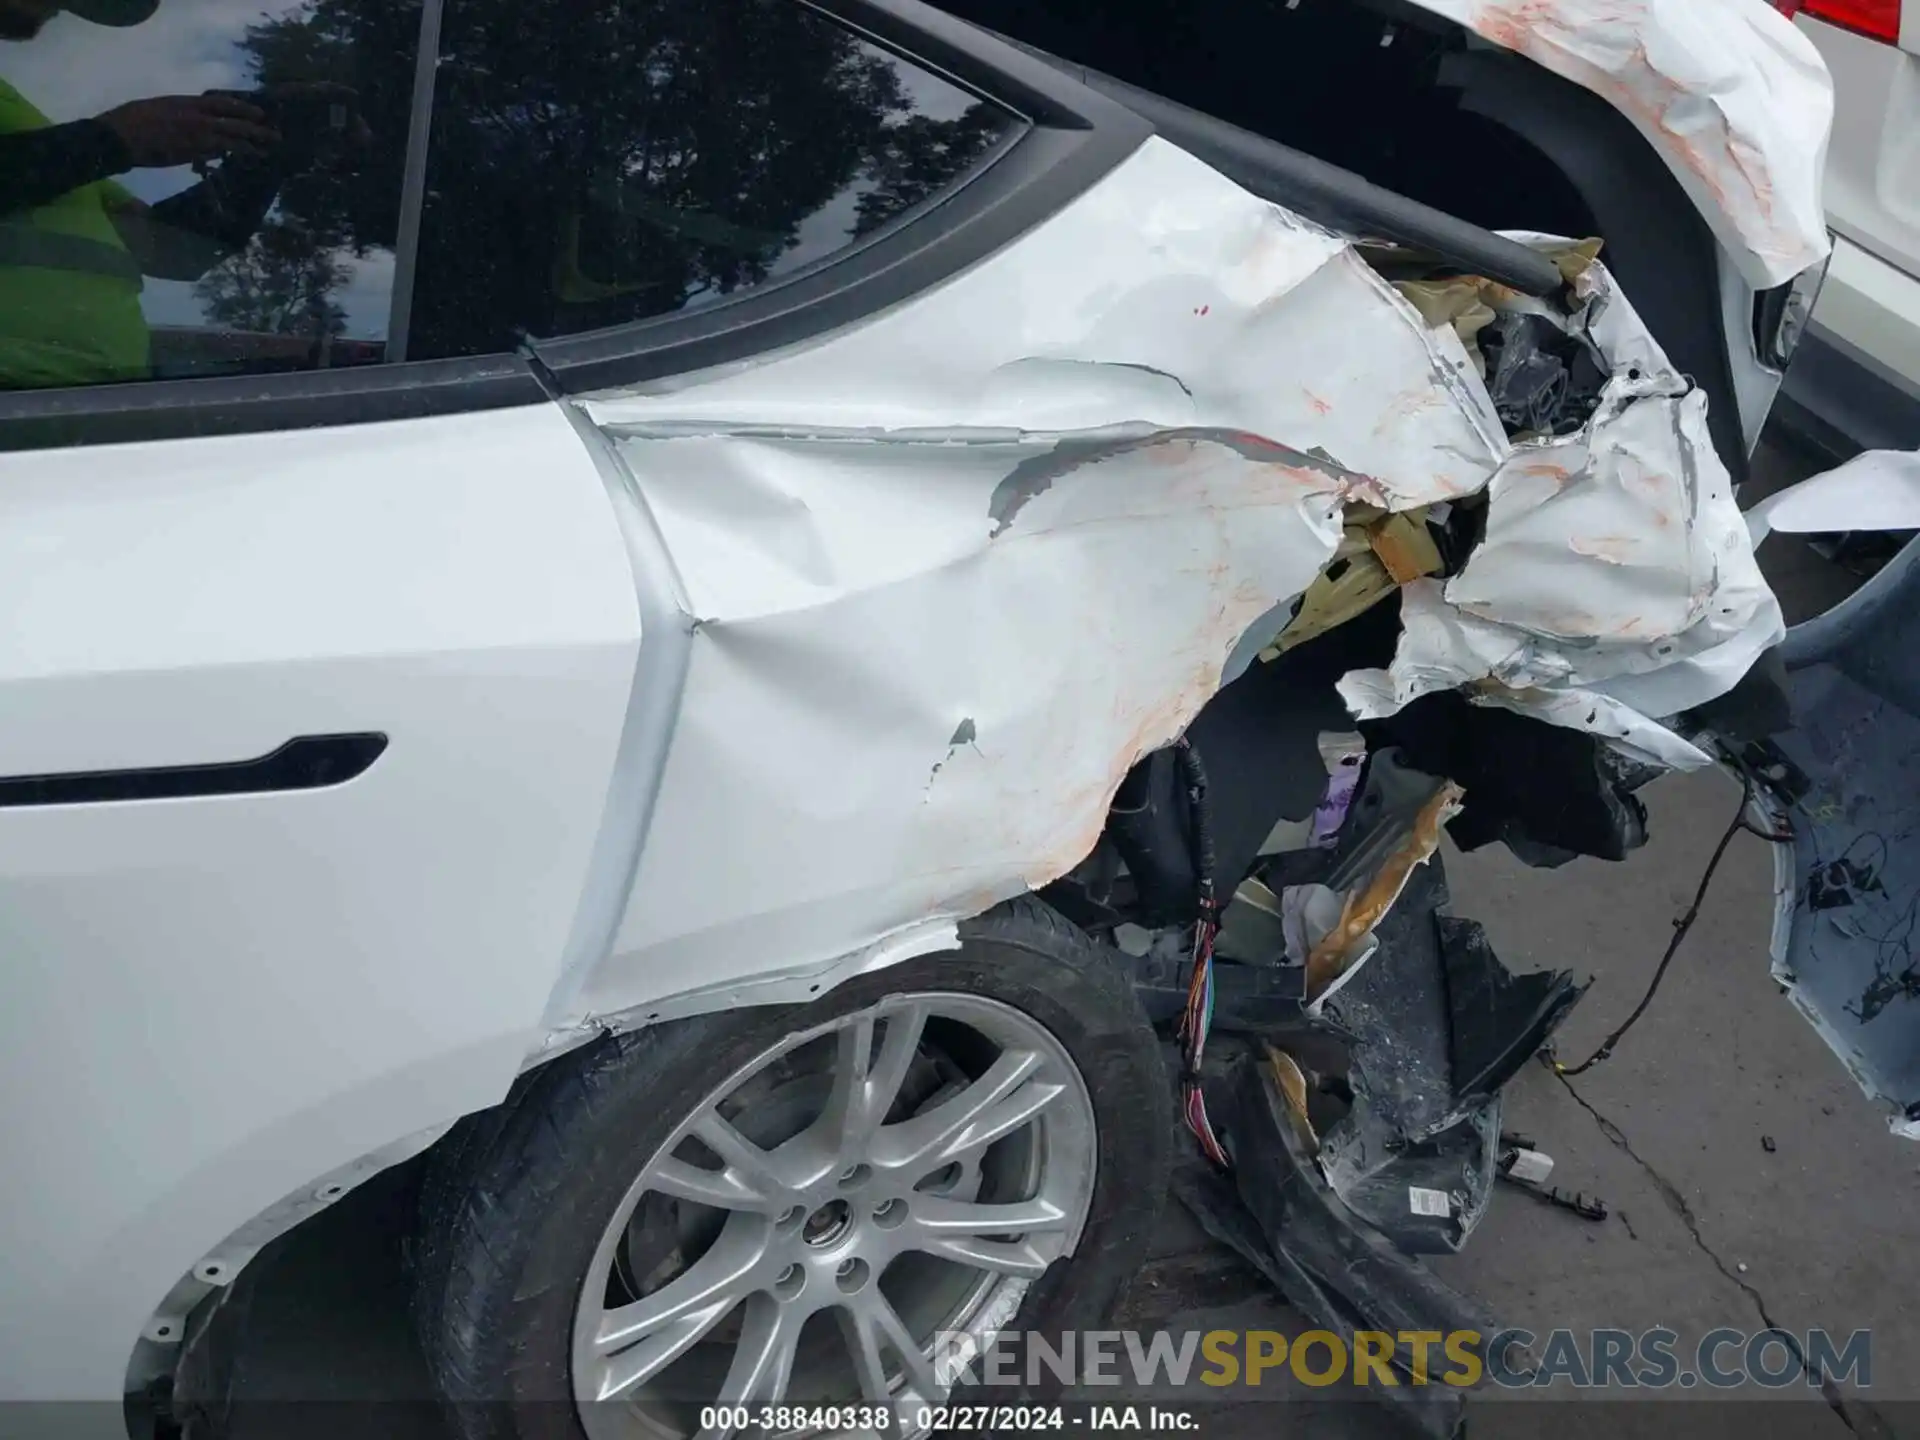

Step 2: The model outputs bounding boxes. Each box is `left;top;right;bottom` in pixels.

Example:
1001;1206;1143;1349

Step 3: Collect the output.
0;0;285;387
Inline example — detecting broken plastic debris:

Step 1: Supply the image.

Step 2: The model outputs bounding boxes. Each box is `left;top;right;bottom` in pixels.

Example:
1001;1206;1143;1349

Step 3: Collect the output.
1306;781;1466;998
1261;505;1444;661
1264;1045;1318;1152
1174;1062;1498;1440
1478;311;1608;438
1311;731;1367;849
1503;1148;1555;1185
1746;448;1920;545
1282;883;1351;971
1441;912;1587;1098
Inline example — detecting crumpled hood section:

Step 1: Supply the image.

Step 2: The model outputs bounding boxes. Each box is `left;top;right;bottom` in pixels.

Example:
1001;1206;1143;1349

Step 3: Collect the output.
1404;0;1833;289
576;137;1779;1014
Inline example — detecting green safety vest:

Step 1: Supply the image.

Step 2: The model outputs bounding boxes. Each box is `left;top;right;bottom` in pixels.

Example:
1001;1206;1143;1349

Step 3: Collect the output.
0;76;148;388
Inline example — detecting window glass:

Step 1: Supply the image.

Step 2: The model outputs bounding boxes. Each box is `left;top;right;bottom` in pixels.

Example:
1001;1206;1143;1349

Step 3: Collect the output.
0;0;415;390
407;0;1021;361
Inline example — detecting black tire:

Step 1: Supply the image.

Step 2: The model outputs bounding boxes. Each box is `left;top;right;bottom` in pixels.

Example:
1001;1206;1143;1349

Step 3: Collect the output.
411;897;1170;1440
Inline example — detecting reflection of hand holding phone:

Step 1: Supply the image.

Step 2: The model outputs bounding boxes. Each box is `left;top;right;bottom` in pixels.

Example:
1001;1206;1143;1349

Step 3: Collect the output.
210;84;370;173
99;83;371;283
95;93;279;168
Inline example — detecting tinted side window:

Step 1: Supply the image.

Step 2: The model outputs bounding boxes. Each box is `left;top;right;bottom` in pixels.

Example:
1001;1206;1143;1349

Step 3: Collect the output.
407;0;1021;362
0;0;414;390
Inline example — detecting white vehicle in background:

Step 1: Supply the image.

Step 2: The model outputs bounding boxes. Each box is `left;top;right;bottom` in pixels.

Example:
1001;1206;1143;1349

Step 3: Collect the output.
1777;0;1920;456
3;2;1909;1439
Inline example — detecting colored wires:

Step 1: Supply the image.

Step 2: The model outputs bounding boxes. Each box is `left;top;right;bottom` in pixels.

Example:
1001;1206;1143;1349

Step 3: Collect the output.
1174;738;1229;1168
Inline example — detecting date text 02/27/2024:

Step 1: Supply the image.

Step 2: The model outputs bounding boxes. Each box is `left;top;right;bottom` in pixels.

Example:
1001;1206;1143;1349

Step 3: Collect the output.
693;1405;1200;1431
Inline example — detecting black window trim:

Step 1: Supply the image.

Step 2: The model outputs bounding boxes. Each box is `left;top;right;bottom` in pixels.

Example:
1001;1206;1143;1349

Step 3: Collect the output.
0;0;1151;452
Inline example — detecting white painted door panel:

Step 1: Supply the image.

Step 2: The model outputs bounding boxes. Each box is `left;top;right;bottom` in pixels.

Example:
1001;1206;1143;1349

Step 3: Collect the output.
0;402;641;1399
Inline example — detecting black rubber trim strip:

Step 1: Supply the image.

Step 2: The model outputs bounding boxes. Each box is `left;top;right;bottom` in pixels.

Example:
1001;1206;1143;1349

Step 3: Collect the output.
1007;43;1566;299
0;352;542;453
0;733;389;807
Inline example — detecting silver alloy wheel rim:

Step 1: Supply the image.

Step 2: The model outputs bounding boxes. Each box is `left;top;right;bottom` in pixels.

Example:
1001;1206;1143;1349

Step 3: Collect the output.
572;991;1098;1440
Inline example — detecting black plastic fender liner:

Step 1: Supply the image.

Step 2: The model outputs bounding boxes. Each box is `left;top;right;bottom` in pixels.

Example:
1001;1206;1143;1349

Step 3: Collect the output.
1171;1056;1519;1440
1440;913;1586;1102
1435;48;1751;485
1367;691;1654;865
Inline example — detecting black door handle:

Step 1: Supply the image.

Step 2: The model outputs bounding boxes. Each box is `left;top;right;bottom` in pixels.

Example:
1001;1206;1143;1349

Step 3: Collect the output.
0;733;388;807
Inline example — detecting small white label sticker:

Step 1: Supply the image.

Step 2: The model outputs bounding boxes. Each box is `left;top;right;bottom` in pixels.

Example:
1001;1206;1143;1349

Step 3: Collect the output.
1409;1186;1452;1217
1506;1148;1555;1186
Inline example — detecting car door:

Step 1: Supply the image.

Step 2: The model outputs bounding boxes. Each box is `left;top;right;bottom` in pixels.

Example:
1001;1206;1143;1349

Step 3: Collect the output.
0;0;648;1400
0;394;648;1402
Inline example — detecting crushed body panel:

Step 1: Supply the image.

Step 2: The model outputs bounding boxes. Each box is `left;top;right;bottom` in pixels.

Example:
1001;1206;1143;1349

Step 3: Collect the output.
1338;257;1786;772
559;135;1787;1033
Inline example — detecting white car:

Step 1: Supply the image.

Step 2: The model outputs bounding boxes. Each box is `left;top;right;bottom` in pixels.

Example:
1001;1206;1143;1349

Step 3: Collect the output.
1779;0;1920;456
0;0;1902;1437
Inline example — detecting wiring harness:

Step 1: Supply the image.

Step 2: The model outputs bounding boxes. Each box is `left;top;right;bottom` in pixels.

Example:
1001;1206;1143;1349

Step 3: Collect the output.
1173;737;1229;1167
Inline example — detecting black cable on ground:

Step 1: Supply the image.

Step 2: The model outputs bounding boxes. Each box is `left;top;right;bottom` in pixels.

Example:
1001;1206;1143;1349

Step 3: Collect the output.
1555;764;1790;1078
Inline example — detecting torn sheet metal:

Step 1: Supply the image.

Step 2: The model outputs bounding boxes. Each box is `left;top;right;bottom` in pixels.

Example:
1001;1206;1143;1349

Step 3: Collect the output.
568;137;1517;1014
1340;582;1726;771
558;137;1780;1025
1404;0;1832;288
1339;258;1785;770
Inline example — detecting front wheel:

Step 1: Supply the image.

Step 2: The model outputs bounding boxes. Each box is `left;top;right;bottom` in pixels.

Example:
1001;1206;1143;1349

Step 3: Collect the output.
412;900;1170;1440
